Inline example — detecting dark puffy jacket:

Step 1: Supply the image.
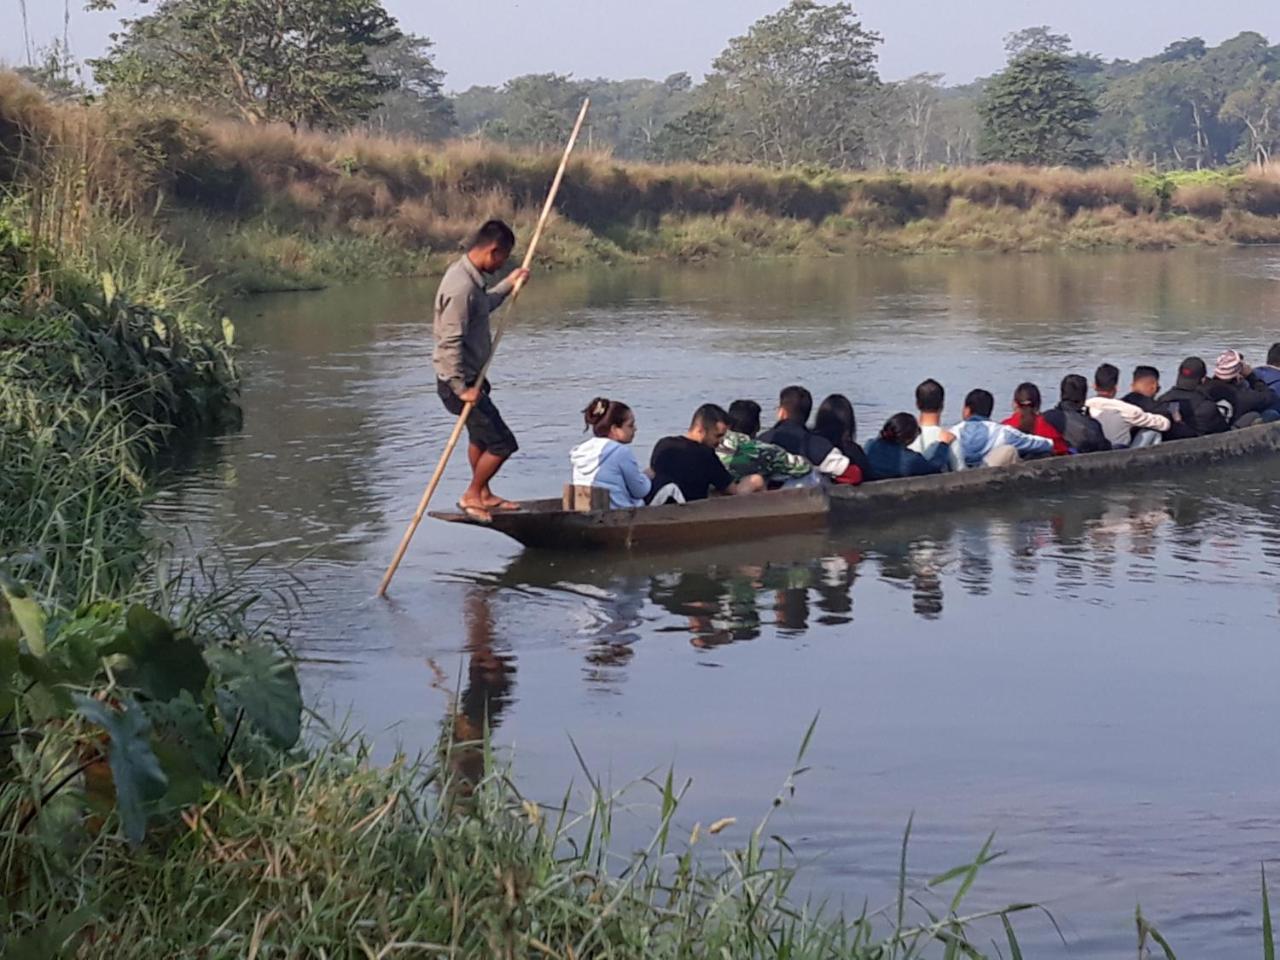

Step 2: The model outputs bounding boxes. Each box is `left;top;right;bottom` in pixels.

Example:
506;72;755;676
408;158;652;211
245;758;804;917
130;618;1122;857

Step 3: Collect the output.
1205;374;1278;424
1042;402;1111;453
1255;365;1280;403
1156;384;1229;436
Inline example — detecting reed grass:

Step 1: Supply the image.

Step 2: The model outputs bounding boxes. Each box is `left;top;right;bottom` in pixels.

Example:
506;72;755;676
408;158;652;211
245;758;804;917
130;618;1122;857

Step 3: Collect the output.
1;712;1049;960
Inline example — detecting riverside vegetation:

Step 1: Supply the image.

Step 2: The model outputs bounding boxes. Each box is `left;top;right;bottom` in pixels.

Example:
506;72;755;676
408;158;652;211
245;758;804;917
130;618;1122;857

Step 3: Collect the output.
0;66;1057;960
5;71;1280;297
4;68;1280;960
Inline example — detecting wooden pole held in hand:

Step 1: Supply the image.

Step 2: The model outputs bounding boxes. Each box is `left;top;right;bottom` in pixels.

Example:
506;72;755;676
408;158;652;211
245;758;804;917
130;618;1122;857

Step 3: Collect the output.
377;99;590;597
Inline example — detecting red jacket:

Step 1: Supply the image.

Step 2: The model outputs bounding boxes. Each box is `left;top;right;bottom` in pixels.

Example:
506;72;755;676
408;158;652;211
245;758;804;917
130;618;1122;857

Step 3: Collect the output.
1001;413;1069;456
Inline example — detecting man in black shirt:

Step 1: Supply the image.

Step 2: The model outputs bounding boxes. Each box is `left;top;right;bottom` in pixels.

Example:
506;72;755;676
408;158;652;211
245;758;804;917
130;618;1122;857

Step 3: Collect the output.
650;404;766;502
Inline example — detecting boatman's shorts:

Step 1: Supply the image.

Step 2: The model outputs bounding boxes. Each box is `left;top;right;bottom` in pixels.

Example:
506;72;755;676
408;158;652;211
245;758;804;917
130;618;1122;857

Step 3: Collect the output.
437;379;519;459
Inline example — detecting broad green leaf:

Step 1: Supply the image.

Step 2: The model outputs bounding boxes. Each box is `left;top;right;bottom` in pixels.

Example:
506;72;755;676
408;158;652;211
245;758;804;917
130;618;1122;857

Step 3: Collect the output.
146;692;223;781
207;645;301;748
0;578;47;657
111;606;209;703
74;695;168;846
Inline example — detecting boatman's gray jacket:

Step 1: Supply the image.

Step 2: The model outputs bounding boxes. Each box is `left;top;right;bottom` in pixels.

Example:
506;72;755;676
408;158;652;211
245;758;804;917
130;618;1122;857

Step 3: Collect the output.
432;256;517;392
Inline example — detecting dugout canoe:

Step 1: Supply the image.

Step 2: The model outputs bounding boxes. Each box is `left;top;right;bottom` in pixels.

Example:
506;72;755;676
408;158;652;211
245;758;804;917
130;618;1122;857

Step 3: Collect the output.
430;421;1280;550
429;485;829;550
829;419;1280;520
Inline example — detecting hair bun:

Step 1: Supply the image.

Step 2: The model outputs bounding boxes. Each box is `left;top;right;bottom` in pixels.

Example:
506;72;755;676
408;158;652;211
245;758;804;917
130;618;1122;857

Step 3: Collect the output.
585;397;610;424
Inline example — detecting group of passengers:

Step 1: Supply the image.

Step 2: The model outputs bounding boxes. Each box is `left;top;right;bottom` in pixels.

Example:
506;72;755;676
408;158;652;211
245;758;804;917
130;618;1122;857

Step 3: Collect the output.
569;345;1280;508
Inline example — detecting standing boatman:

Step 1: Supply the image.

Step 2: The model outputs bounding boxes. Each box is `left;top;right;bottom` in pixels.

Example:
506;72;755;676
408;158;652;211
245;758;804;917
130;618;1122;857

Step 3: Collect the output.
433;219;530;518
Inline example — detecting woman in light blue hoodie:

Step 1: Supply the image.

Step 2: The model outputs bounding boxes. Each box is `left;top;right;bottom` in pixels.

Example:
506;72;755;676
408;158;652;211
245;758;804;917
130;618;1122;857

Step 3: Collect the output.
570;398;652;508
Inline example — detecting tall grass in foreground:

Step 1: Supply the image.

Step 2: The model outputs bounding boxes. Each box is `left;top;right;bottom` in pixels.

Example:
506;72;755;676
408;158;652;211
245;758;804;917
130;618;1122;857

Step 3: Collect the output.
2;715;1051;959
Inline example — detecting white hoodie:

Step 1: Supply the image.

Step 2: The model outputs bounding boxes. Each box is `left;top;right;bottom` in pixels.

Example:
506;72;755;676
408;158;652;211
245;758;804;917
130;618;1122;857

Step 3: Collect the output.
569;437;651;509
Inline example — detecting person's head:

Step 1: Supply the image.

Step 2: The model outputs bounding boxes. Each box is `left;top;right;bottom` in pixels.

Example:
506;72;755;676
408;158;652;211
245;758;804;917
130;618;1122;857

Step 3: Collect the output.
1012;382;1042;434
467;219;516;273
688;403;730;448
1131;365;1161;398
1214;349;1245;382
1268;343;1280;367
1060;374;1088;407
1094;363;1120;398
962;388;994;420
727;399;762;437
583;397;636;443
878;412;921;448
814;393;857;445
915;378;945;416
776;385;813;425
1176;357;1208;389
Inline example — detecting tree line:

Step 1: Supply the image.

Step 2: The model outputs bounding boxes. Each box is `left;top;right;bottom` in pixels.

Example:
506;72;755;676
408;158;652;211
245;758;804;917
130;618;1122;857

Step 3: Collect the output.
16;1;1280;170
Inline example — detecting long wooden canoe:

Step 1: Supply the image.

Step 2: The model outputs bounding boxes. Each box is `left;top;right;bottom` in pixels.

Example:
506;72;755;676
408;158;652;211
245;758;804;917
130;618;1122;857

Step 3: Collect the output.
829;419;1280;519
430;484;828;549
430;421;1280;550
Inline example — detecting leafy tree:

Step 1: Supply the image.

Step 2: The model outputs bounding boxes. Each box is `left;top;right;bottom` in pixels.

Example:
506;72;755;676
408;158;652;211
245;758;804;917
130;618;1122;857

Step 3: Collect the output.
979;51;1099;166
1004;26;1072;60
706;0;882;167
1221;76;1280;165
366;33;455;140
650;103;730;163
90;0;402;129
500;73;583;148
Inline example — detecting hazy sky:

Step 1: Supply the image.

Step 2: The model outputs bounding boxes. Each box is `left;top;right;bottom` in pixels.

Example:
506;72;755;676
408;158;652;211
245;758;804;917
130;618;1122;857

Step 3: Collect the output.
5;0;1280;91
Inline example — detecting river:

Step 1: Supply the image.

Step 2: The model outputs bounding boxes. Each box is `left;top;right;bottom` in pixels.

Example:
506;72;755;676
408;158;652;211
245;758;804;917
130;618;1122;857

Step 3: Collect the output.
154;248;1280;956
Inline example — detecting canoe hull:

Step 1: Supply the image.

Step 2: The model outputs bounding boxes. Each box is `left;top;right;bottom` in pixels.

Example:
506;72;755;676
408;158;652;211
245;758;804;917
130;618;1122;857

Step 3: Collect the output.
829;421;1280;520
430;486;830;550
429;422;1280;551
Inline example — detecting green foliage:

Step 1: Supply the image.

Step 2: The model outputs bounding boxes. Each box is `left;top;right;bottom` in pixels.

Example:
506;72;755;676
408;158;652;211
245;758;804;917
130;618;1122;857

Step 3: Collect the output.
365;33;455;140
91;0;402;129
980;51;1100;166
706;0;882;168
2;587;303;851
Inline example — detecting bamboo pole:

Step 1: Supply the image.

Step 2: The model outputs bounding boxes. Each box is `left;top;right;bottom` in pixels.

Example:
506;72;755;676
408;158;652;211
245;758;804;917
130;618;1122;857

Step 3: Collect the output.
377;99;590;598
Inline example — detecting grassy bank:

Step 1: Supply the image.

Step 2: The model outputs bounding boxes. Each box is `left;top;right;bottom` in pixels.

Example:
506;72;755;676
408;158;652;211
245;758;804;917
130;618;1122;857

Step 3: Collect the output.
5;72;1280;296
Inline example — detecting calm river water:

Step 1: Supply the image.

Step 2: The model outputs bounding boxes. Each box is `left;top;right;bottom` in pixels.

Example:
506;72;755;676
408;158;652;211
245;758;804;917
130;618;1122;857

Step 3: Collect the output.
155;249;1280;957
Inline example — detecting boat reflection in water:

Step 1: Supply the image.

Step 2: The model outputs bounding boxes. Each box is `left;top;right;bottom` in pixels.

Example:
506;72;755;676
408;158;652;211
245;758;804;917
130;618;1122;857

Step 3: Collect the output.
472;477;1273;671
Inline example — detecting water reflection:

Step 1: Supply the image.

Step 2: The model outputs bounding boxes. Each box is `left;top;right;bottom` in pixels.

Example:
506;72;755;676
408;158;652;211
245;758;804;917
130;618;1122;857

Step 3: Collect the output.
480;473;1279;672
439;587;516;788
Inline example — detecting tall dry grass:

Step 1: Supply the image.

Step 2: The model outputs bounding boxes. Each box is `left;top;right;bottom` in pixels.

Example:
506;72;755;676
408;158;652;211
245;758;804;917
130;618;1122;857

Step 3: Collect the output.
5;69;1280;290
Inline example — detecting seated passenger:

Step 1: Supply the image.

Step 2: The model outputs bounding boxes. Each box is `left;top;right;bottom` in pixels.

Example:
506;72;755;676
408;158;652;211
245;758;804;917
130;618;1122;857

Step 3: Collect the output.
1001;382;1068;455
950;388;1053;469
907;379;948;456
717;399;814;485
1254;343;1280;403
1156;357;1229;436
1122;366;1196;441
813;394;870;484
864;413;954;480
650;403;765;503
570;397;651;508
759;385;861;483
1084;363;1170;448
1205;349;1280;427
1043;375;1112;453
